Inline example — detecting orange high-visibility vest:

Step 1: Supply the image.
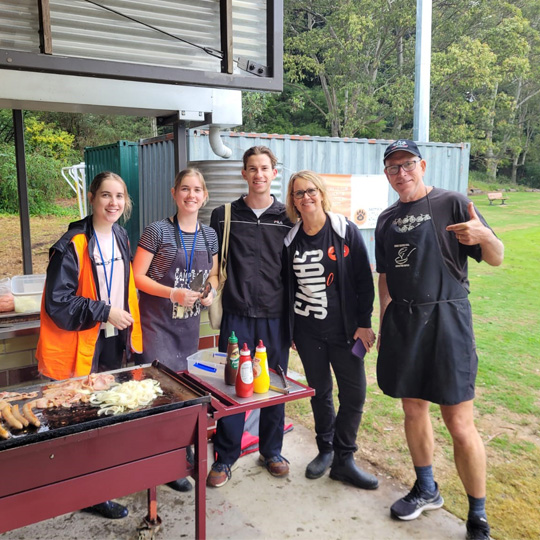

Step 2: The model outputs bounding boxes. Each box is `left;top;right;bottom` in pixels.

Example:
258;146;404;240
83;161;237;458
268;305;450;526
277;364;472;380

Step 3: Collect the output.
37;233;142;380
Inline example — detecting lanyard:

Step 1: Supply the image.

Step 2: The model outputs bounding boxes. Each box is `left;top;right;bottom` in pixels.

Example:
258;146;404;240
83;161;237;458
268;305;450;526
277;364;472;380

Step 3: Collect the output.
176;221;198;285
94;232;115;305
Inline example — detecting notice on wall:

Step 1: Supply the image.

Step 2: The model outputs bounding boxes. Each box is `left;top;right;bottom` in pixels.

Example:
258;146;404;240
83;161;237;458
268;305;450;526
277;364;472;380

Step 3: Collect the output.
321;174;388;229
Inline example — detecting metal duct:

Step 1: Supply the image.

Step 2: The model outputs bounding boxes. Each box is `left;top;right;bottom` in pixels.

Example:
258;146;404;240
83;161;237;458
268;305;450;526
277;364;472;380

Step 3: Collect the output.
208;127;232;159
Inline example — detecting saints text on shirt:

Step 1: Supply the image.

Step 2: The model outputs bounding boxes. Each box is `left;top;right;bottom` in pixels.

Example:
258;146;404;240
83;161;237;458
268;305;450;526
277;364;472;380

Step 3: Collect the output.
293;249;328;319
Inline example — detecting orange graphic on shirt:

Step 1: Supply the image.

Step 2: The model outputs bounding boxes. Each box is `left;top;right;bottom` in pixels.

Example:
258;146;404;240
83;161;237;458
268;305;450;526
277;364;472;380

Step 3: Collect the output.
328;245;350;260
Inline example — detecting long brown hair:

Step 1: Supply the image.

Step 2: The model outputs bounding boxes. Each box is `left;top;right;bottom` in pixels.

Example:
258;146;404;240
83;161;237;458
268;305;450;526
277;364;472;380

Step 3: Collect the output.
88;171;132;221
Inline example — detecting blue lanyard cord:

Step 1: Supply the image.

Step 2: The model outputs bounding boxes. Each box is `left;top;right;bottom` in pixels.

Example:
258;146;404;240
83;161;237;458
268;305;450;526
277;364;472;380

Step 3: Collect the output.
94;232;115;305
177;223;198;285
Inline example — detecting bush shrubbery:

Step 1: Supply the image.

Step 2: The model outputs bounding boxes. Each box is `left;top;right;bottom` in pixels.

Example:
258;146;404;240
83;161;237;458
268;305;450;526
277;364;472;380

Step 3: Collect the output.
0;113;80;215
0;143;76;214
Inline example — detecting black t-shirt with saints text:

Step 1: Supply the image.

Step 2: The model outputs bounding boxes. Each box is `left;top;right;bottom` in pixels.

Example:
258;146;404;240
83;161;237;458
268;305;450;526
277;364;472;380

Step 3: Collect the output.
292;217;345;338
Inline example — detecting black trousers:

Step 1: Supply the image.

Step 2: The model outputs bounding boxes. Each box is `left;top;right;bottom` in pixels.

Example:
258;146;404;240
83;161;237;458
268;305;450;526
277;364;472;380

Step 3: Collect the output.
213;312;290;464
294;328;366;458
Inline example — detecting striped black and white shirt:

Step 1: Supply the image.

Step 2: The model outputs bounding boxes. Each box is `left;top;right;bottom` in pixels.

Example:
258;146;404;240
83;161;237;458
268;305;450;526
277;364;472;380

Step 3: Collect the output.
138;218;218;282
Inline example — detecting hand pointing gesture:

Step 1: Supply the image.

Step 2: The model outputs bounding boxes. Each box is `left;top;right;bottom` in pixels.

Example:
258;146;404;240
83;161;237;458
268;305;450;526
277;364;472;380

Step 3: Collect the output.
446;202;490;245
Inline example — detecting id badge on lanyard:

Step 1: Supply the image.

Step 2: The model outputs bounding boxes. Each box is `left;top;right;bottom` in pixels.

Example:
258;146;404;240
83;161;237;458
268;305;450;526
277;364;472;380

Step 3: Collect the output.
95;232;119;338
104;320;118;338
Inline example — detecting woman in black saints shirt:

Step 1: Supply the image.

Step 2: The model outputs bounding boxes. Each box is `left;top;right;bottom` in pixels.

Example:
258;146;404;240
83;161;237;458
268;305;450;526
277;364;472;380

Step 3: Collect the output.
283;171;379;490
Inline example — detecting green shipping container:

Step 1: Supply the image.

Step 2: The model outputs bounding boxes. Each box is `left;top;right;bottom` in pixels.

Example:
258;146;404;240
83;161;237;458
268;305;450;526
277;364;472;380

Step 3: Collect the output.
84;141;140;252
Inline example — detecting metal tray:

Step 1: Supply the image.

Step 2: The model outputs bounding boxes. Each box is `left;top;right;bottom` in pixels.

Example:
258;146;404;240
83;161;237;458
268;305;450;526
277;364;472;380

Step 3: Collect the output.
0;361;210;451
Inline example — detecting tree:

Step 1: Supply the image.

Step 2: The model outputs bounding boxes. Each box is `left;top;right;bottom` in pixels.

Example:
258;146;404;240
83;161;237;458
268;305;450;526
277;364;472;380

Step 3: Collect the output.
284;0;417;138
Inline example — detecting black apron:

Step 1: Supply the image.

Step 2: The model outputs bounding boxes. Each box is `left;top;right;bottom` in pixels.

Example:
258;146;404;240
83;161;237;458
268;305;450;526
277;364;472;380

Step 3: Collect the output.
377;192;477;405
139;220;212;372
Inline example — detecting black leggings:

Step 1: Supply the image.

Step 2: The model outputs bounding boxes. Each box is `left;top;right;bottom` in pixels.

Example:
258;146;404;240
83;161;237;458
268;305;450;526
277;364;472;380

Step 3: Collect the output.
294;329;367;457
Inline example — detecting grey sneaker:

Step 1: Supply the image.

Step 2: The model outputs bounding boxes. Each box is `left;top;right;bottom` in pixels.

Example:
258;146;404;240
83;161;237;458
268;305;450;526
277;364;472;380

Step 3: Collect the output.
390;481;444;520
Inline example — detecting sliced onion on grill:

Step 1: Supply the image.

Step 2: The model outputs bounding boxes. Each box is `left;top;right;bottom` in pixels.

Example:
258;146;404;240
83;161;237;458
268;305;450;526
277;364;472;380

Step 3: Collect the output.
89;379;163;416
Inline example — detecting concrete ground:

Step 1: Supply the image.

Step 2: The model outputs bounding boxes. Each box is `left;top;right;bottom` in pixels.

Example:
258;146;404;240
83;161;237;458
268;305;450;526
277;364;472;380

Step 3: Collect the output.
0;422;467;540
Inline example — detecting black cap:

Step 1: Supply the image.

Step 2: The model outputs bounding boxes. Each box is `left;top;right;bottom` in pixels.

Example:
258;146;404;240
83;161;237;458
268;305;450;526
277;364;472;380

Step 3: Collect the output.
383;139;422;162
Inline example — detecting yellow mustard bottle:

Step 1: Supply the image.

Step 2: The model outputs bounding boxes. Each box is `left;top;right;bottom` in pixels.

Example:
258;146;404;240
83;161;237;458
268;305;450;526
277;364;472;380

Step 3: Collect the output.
253;339;270;394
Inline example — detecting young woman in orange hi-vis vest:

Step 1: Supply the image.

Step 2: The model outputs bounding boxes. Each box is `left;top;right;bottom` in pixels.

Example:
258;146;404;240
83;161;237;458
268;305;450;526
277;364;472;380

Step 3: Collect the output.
36;171;142;520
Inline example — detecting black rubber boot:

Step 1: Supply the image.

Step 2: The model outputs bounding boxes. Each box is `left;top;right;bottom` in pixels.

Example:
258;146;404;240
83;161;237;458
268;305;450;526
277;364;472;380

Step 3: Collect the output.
84;500;129;519
329;454;379;490
167;446;194;492
305;451;334;479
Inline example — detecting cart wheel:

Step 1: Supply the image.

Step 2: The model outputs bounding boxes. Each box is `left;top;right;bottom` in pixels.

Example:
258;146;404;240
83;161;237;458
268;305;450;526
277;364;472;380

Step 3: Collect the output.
137;515;162;540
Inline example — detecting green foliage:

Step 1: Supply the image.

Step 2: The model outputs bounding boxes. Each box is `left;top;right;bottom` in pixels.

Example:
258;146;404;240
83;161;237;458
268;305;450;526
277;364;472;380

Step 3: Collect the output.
0;143;73;215
519;163;540;188
240;86;329;136
33;111;154;153
24;116;76;161
244;0;540;183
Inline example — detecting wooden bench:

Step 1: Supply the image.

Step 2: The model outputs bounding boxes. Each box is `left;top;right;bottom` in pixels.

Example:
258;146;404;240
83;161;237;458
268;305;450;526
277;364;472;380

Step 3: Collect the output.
487;192;508;205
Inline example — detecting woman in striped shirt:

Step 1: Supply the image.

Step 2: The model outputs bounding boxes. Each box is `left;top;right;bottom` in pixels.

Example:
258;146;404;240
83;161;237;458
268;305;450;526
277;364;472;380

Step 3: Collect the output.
133;168;219;372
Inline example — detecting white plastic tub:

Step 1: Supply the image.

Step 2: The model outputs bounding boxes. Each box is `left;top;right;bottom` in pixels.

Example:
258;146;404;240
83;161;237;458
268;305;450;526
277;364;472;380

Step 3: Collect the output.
11;274;46;313
187;349;227;374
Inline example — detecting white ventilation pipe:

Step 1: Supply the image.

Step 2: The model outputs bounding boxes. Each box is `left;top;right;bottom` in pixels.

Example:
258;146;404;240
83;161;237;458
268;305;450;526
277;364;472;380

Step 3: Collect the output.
209;126;233;158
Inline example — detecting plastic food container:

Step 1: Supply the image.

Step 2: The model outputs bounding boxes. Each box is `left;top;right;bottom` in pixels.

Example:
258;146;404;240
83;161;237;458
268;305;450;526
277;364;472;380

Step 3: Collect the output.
11;274;46;313
187;349;227;374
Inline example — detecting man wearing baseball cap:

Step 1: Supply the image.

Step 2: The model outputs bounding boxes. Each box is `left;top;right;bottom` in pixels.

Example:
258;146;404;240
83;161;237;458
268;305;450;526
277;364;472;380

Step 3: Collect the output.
374;140;504;540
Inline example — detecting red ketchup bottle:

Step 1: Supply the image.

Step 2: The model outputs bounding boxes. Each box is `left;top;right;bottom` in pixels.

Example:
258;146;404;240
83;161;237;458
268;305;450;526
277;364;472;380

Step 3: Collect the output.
235;343;254;398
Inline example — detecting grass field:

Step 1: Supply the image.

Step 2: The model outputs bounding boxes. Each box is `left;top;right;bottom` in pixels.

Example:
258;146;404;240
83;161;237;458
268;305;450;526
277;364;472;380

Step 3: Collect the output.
286;190;540;540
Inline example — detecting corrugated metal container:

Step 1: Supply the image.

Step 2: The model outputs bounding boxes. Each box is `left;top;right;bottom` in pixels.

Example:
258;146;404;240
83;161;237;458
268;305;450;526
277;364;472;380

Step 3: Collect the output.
139;135;176;232
189;160;284;226
188;131;471;265
91;131;470;266
84;141;140;249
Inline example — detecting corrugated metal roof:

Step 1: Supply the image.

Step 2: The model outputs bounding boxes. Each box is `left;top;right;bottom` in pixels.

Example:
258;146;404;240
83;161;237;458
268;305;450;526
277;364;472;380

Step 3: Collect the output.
0;0;39;53
0;0;268;74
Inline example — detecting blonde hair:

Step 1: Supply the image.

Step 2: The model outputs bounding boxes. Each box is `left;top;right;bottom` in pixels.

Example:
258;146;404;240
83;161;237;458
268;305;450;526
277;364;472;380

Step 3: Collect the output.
88;171;132;221
286;170;332;223
173;168;209;207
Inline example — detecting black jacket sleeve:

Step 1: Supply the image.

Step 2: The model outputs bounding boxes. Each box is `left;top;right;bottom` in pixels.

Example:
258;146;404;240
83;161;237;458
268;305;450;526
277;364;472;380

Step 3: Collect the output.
44;242;111;331
347;221;374;328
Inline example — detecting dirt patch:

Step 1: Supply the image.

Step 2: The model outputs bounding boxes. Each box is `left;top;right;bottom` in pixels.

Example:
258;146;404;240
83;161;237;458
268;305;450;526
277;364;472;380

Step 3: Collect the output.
0;214;75;278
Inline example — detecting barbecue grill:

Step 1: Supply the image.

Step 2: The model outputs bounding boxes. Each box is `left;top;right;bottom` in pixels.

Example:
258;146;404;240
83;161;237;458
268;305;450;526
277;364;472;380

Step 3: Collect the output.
0;359;314;539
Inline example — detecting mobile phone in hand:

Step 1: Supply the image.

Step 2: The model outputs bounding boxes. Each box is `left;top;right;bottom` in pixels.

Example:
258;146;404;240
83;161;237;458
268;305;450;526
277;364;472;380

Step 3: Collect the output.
201;282;212;299
351;339;366;359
